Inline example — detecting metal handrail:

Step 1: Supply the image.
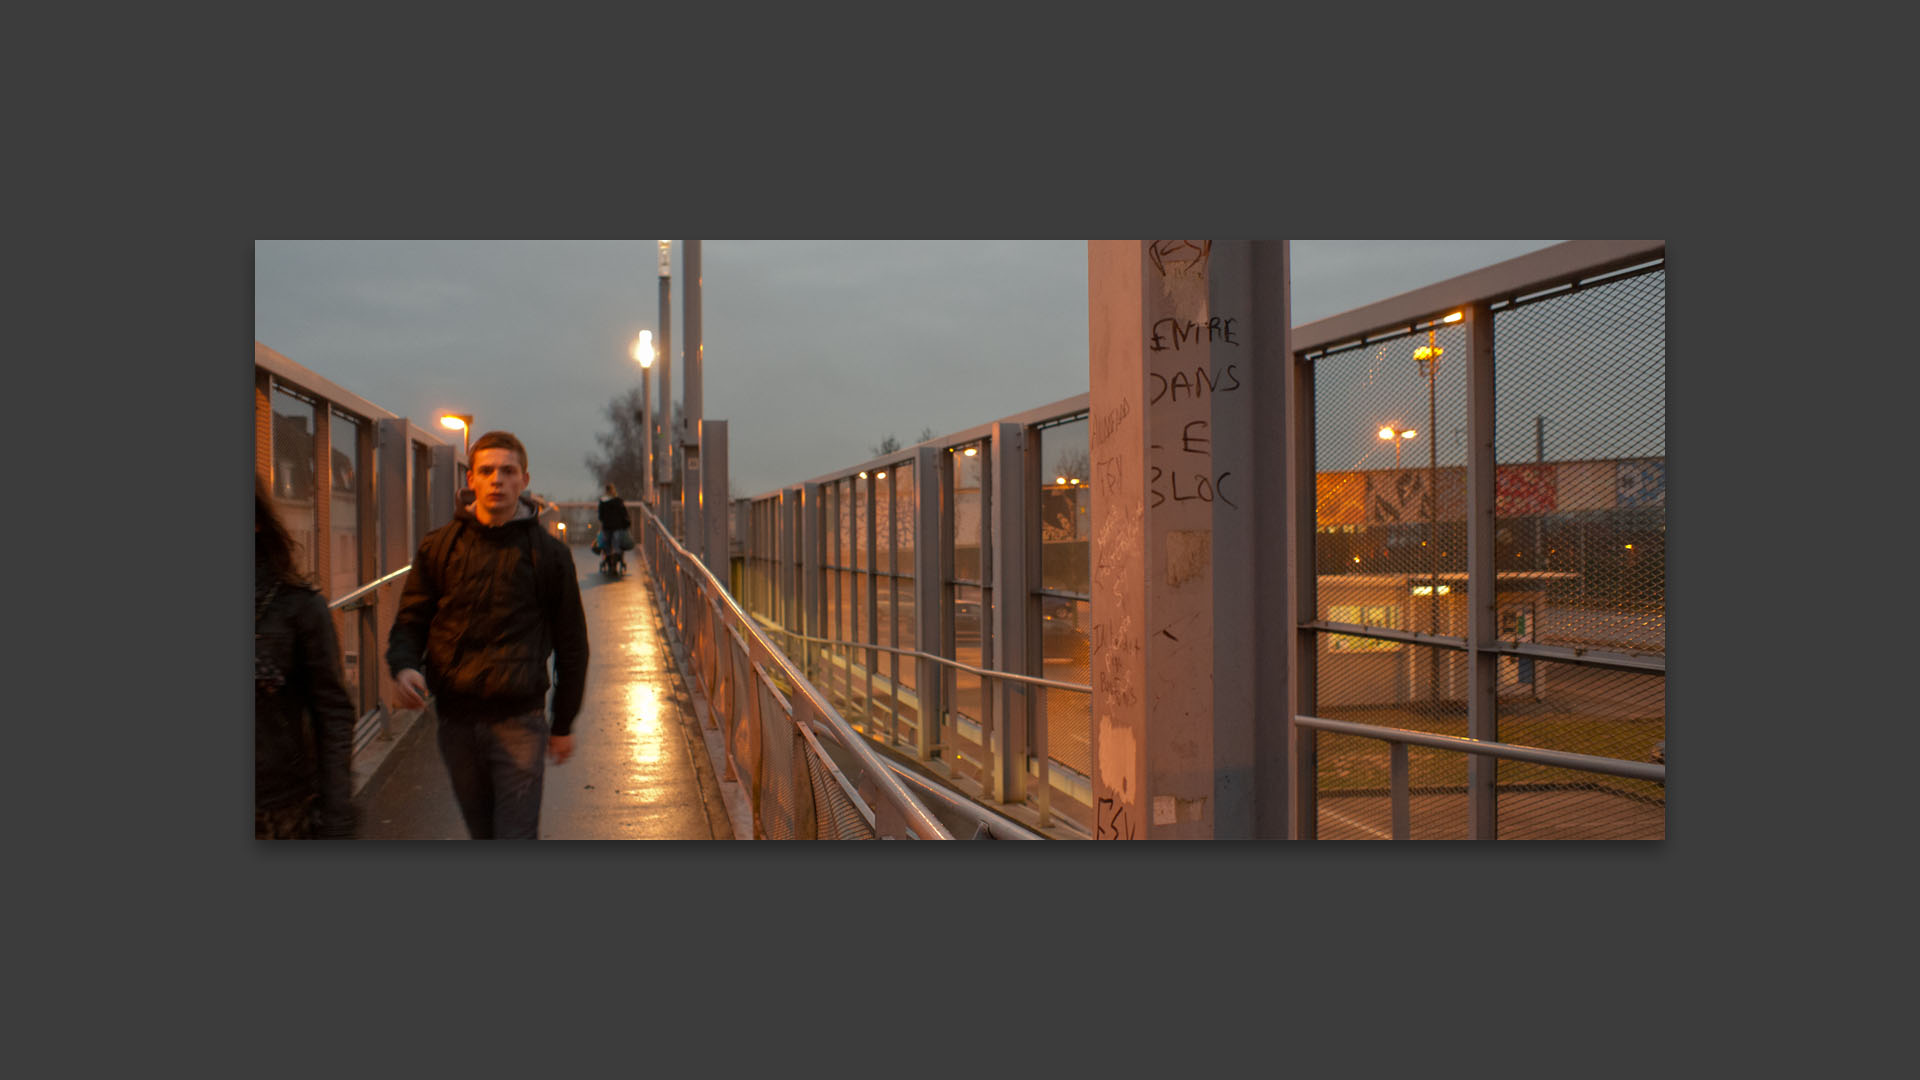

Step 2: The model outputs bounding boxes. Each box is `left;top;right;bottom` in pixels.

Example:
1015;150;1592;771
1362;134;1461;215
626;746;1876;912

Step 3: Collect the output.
1294;713;1662;841
800;718;1045;841
1294;714;1665;783
757;622;1093;694
637;505;955;840
328;565;411;611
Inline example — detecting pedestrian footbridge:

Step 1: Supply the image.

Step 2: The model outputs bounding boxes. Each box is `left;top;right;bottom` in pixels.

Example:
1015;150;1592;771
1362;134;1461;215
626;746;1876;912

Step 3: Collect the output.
261;239;1668;840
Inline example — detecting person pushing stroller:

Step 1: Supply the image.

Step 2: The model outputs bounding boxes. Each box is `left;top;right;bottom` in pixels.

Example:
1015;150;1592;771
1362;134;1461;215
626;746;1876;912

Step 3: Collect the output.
596;483;633;574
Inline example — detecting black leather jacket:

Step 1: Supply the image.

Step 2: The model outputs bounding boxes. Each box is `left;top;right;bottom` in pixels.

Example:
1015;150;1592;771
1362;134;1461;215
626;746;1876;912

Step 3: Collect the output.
385;499;590;734
255;562;357;837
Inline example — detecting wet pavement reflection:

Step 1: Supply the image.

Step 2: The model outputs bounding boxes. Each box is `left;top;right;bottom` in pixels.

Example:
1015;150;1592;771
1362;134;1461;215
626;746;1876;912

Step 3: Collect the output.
357;545;730;840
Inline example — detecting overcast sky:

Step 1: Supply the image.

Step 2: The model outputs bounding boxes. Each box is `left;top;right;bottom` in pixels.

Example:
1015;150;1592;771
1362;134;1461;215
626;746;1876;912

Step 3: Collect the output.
253;240;1564;500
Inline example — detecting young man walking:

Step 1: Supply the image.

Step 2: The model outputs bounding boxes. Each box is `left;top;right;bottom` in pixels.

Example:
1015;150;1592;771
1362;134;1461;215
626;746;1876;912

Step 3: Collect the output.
387;431;590;839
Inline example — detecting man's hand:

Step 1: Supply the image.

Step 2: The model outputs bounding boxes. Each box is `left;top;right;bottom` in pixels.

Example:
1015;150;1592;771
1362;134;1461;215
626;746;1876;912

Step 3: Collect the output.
394;669;429;710
548;734;575;765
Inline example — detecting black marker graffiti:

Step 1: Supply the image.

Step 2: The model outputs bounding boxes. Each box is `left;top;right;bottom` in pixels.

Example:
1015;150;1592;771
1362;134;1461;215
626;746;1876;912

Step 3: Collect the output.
1148;240;1211;278
1149;468;1238;509
1148;317;1239;353
1149;363;1242;405
1096;797;1138;840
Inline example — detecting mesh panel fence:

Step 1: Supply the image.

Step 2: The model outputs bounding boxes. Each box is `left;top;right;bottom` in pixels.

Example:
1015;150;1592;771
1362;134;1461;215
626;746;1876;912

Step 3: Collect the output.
758;679;798;840
1493;269;1665;653
1313;634;1470;839
1314;323;1470;610
1496;659;1664;839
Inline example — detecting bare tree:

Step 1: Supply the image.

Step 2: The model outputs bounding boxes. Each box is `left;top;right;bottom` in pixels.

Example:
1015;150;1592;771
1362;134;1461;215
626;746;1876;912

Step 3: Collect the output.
586;391;683;498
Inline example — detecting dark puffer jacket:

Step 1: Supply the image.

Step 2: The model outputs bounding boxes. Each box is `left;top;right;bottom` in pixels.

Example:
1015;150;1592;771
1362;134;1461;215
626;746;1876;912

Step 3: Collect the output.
385;498;590;734
255;561;357;837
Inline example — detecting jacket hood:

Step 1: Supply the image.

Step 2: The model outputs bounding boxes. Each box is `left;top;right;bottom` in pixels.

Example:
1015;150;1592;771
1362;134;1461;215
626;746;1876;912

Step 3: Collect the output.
455;494;541;529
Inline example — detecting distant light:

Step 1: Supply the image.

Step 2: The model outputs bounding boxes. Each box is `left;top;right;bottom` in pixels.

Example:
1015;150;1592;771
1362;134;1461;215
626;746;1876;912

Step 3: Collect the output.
1442;312;1463;323
1057;475;1069;485
1413;345;1443;362
634;330;654;368
1353;556;1361;563
876;471;886;479
1379;427;1395;440
1624;543;1634;549
963;447;977;457
1070;478;1081;485
440;415;468;431
858;471;868;479
1402;429;1415;439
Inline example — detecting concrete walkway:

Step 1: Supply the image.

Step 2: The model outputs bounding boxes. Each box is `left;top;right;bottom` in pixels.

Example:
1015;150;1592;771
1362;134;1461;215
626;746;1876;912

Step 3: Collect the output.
356;543;737;840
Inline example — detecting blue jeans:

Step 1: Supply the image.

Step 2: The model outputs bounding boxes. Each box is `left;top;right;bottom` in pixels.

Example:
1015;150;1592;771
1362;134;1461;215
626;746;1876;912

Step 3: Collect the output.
436;707;549;839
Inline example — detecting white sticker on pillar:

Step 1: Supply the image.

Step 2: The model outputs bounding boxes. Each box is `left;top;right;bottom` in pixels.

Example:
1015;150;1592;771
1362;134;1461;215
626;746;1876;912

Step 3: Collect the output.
1153;795;1176;826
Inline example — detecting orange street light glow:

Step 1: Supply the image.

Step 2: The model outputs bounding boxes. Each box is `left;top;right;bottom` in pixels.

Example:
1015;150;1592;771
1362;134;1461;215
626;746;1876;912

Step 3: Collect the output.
1443;312;1463;323
633;330;654;368
440;416;467;431
963;447;977;457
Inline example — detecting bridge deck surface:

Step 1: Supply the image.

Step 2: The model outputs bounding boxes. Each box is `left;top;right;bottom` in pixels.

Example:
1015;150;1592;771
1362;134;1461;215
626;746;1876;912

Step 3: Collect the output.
357;544;734;840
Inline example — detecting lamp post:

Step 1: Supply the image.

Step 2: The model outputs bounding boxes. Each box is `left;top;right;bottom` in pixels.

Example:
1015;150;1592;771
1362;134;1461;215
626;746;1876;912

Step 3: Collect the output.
440;413;475;509
439;413;473;458
633;330;654;505
657;240;673;518
1413;318;1458;706
1377;424;1417;470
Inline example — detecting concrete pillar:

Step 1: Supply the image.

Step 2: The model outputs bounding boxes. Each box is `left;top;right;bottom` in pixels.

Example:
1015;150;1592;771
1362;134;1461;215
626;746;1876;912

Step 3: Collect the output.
1086;240;1290;839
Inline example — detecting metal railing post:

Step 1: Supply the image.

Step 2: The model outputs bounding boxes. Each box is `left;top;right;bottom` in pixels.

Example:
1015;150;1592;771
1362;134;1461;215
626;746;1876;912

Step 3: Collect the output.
1389;741;1410;840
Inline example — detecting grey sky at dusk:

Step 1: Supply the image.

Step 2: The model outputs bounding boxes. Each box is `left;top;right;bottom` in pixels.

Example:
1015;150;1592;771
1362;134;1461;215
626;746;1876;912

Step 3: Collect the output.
253;240;1563;500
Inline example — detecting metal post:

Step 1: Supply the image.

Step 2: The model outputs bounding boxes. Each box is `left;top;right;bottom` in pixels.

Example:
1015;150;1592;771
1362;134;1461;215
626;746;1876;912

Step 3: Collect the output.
1250;240;1294;838
1291;331;1318;839
802;481;823;679
657;241;673;515
429;442;456;531
1466;302;1499;839
376;420;411;575
700;419;727;576
989;421;1027;804
681;240;702;560
913;445;943;761
1389;741;1410;840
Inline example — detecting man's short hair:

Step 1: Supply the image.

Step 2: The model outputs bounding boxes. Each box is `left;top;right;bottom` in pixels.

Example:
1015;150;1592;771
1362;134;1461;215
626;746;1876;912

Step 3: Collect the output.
468;430;528;471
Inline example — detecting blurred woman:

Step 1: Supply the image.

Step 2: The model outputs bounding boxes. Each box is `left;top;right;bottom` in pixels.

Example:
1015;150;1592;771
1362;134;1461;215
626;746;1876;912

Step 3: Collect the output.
255;475;357;838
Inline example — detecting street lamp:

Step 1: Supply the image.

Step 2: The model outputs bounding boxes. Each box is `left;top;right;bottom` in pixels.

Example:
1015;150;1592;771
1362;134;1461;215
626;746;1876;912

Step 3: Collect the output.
1377;425;1417;469
439;413;474;458
633;330;654;504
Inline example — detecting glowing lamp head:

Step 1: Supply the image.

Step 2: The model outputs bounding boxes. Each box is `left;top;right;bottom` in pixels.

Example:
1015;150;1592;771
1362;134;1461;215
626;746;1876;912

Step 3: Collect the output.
634;330;654;368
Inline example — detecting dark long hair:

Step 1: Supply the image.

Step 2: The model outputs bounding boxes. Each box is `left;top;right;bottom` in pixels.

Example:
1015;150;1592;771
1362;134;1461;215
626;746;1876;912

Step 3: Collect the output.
256;474;307;586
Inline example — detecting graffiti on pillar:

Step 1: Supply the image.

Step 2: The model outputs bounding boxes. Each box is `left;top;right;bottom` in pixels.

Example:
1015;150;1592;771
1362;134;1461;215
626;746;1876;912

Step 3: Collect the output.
1148;239;1211;279
1149;319;1241;354
1149;362;1242;402
1096;796;1137;841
